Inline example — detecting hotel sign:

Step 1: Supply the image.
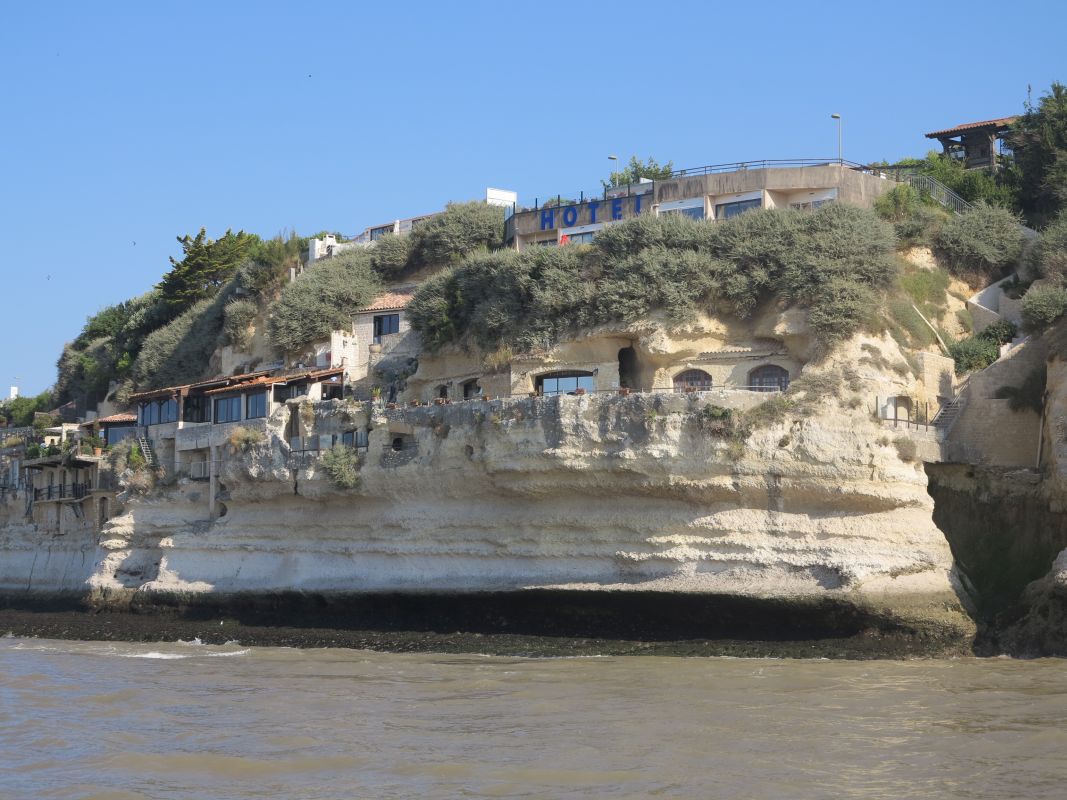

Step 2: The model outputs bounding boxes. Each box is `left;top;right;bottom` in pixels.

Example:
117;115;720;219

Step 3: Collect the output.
538;193;648;231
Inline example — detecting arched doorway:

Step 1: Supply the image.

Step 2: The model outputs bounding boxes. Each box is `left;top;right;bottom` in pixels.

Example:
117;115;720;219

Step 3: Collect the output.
673;369;713;393
536;371;595;396
462;379;481;400
748;364;790;392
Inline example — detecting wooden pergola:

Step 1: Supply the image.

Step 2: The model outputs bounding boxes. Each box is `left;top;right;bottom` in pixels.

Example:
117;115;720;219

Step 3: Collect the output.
925;117;1018;170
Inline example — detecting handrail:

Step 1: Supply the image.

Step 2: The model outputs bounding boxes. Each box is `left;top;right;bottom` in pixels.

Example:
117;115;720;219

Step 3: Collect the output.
670;157;869;178
902;174;974;215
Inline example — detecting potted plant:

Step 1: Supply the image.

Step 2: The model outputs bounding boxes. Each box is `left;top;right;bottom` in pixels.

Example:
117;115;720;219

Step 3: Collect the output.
434;397;447;406
386;402;397;410
575;388;587;396
618;387;631;396
371;386;383;405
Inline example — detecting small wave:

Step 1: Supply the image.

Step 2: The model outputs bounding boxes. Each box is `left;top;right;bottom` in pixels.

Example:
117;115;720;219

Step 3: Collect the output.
119;652;190;660
205;649;250;658
177;637;204;646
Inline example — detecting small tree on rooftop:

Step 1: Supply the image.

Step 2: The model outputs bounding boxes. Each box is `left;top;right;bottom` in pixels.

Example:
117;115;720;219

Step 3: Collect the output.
602;156;674;189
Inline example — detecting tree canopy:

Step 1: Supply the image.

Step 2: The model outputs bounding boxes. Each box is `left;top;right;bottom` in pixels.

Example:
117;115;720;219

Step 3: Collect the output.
1008;82;1067;227
156;228;257;311
602;156;674;189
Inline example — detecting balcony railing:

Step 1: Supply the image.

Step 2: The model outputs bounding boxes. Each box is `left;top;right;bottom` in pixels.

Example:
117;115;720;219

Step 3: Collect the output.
33;482;93;501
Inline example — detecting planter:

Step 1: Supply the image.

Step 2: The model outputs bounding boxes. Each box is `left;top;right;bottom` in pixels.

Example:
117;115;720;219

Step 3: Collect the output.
575;388;587;396
386;402;398;410
93;447;103;456
482;395;493;402
409;400;421;407
618;388;631;396
434;398;447;406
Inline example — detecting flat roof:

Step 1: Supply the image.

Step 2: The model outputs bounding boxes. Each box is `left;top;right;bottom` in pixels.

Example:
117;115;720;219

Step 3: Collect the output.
202;367;343;396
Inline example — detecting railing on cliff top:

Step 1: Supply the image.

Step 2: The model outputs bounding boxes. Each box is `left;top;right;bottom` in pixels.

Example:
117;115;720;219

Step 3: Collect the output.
505;159;878;218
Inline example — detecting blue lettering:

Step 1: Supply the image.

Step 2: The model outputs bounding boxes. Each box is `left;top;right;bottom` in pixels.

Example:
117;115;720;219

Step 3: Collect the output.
540;209;555;230
634;194;643;214
562;206;578;227
588;201;599;224
611;198;623;220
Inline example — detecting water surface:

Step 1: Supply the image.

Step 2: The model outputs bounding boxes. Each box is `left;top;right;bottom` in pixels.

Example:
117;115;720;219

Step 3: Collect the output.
3;637;1066;799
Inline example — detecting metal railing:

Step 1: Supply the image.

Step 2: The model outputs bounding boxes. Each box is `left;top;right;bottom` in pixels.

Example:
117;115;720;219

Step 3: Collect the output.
33;482;93;501
902;174;974;215
670;158;868;178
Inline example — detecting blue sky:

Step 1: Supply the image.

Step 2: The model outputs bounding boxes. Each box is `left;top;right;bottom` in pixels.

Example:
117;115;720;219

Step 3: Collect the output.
1;0;1063;396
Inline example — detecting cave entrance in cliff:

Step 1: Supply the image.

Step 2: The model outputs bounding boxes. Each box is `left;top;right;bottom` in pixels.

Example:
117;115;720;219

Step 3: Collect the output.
618;347;638;390
462;379;481;400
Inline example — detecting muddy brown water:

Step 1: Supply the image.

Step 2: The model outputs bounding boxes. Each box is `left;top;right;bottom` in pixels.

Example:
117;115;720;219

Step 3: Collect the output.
3;636;1067;799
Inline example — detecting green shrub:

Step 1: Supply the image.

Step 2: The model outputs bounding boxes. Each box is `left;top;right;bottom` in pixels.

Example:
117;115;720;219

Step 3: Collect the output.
25;443;41;459
875;184;922;222
320;445;361;489
948;335;1000;374
1034;212;1067;280
888;297;935;348
955;307;973;334
894;205;950;247
406;201;505;270
130;284;235;390
267;250;381;352
697;405;741;438
1022;283;1067;332
410;205;898;353
900;265;949;308
978;318;1017;344
228;426;265;450
222;299;258;349
370;234;414;276
936;202;1024;280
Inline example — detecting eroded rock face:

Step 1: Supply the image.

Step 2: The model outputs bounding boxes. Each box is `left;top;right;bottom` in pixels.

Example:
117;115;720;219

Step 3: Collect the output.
0;332;976;654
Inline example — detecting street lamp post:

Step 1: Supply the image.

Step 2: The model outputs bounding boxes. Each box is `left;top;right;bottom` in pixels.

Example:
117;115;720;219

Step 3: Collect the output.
830;114;842;164
607;154;619;193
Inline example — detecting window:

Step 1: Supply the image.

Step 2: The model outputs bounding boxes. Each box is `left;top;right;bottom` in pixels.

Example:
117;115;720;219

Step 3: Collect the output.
213;394;242;424
537;371;595;396
183;395;209;423
789;199;834;212
660;202;705;221
534;239;558;247
714;198;761;220
141;398;177;425
104;425;136;446
159;398;178;424
246;392;267;419
462;379;481;399
140;401;158;427
748;365;790;393
373;313;400;343
562;231;595;245
673;369;713;392
369;225;394;241
341;429;369;448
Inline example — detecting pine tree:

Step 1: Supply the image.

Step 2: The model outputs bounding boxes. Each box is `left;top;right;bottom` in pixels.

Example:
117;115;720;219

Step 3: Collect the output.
156;227;256;310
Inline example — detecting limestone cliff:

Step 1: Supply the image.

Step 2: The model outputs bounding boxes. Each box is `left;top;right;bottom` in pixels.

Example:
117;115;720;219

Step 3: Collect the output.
0;323;975;654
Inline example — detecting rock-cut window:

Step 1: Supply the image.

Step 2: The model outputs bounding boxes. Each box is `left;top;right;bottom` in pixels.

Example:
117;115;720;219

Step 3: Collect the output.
673;369;713;392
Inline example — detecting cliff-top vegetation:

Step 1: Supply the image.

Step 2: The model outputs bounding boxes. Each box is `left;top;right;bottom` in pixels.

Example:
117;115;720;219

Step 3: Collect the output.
409;204;899;355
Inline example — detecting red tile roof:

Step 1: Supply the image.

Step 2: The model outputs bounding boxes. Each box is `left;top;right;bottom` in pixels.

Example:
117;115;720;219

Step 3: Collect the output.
925;116;1018;138
359;286;416;313
80;412;136;427
202;367;343;395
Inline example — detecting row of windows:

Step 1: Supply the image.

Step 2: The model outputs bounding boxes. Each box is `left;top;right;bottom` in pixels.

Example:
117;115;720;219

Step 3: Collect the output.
671;365;790;393
140;392;270;426
138;399;178;426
